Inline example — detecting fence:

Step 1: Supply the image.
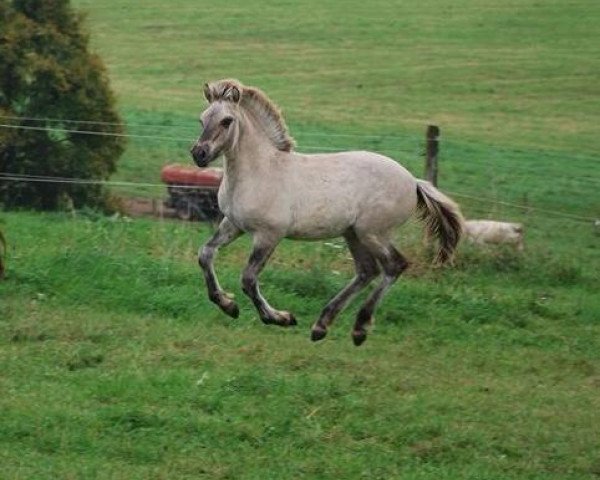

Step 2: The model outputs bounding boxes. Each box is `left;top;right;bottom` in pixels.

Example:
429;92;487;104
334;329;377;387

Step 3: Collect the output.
0;119;598;225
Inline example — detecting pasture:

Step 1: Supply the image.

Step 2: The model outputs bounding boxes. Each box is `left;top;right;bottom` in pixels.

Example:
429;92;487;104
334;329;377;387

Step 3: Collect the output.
1;0;599;478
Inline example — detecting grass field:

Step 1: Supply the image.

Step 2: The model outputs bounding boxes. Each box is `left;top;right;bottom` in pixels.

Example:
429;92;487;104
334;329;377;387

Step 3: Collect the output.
1;0;600;478
1;212;599;479
77;0;599;214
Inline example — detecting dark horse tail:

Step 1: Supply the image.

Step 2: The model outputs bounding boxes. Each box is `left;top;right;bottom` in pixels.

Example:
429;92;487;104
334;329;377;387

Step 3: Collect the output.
416;179;464;265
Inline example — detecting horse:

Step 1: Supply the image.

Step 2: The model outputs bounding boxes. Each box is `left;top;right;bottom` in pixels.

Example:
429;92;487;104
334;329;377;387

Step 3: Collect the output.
191;79;464;345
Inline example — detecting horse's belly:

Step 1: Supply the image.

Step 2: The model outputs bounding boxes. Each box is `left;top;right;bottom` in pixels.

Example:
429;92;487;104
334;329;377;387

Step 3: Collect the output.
286;205;355;240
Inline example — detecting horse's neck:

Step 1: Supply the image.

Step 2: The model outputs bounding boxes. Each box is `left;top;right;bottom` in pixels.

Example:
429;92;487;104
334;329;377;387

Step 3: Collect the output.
223;117;279;181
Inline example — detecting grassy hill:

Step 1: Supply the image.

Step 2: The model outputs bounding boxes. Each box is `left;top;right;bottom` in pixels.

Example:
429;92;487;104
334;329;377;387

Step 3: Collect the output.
1;0;599;478
74;0;600;222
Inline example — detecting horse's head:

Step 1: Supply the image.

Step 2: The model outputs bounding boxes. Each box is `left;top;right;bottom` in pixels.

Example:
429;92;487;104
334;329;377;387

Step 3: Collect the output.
191;82;241;167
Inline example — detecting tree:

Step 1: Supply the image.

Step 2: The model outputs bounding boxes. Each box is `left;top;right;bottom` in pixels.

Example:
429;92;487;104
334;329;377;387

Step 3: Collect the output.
0;0;126;210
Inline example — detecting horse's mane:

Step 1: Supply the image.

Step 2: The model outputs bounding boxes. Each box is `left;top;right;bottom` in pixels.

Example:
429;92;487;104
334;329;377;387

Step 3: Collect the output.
204;79;295;152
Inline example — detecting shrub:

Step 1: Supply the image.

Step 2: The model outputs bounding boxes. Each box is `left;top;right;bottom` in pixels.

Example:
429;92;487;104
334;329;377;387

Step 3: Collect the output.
0;0;126;210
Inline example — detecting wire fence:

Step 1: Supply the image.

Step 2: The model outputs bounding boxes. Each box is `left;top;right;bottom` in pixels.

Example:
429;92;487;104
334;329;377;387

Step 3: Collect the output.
1;115;598;225
0;114;427;142
0;171;596;224
1;114;598;163
1;119;597;180
0;123;421;154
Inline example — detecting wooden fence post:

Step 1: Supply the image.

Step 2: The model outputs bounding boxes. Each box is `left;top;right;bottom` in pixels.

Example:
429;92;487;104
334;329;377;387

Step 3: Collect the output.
425;125;440;187
0;229;6;280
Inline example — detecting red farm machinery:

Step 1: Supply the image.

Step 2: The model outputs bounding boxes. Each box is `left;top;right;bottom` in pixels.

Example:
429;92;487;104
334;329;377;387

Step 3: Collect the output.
161;164;223;221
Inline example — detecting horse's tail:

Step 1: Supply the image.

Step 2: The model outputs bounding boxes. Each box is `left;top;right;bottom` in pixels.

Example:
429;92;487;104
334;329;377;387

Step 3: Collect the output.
415;179;464;265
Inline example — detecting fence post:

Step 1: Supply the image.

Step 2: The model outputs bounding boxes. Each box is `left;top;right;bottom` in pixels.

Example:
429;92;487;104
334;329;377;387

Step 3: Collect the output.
425;125;440;187
0;229;6;280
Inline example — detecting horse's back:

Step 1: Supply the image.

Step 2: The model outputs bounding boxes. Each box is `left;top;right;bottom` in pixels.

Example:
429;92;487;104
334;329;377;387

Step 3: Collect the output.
292;150;415;192
284;150;417;238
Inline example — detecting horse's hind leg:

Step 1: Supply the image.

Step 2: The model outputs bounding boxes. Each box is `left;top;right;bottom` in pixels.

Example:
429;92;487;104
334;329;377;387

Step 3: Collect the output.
199;217;243;318
311;229;380;342
352;235;409;346
242;233;296;327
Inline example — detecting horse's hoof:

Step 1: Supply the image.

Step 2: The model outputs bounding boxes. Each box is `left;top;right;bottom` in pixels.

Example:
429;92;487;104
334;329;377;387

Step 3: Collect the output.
311;327;327;342
220;300;239;319
260;311;296;327
352;330;367;346
283;312;297;327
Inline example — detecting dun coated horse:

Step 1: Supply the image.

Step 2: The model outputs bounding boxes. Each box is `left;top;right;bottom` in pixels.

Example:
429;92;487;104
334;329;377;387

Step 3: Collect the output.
191;79;463;345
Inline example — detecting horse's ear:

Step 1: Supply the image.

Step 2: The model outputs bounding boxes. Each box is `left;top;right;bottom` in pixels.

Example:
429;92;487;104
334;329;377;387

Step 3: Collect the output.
225;85;241;103
203;83;212;102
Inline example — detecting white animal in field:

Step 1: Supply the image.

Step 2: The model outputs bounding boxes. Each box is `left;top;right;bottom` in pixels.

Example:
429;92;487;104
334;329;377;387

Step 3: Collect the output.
190;79;464;346
464;220;524;250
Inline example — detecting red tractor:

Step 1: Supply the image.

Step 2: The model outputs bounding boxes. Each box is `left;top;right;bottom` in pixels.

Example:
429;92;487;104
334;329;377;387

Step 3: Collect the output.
161;164;223;221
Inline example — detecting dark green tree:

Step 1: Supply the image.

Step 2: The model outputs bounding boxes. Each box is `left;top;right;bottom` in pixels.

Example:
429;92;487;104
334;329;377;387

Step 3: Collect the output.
0;0;126;210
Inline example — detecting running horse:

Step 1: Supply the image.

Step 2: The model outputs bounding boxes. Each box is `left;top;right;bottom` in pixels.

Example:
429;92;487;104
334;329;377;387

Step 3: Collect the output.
191;79;463;345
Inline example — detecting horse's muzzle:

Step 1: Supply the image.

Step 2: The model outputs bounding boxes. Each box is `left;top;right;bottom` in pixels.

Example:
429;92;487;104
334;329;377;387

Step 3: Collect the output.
191;144;210;167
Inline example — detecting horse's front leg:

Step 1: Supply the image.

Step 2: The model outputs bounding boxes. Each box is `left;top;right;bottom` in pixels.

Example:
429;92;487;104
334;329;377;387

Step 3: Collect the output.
242;233;297;327
199;217;243;318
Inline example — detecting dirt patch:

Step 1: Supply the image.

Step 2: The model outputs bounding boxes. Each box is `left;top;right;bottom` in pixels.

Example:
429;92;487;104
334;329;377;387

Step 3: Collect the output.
121;197;177;219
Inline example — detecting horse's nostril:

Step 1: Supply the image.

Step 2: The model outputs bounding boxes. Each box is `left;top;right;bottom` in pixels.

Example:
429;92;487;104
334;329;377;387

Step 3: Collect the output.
191;145;209;166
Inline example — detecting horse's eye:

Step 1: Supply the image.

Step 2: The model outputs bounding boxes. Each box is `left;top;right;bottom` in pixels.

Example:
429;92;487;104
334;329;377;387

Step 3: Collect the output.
221;117;234;128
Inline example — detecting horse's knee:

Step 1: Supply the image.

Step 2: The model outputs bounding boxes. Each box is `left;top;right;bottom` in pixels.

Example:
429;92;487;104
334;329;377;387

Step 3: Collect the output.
198;245;213;269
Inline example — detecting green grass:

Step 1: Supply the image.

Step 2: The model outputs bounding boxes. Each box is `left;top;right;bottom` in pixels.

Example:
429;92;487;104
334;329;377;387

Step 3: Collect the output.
1;212;599;479
74;0;599;152
2;0;600;478
67;0;599;221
